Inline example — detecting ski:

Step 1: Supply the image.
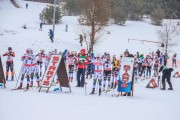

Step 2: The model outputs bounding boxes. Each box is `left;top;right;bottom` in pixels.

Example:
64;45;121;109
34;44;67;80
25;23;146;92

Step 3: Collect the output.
104;89;111;93
11;88;25;91
89;93;97;95
64;91;70;93
23;88;29;92
111;94;119;97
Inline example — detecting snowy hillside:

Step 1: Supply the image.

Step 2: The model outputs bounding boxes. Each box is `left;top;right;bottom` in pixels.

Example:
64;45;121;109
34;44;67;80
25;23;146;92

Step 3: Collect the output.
0;1;180;120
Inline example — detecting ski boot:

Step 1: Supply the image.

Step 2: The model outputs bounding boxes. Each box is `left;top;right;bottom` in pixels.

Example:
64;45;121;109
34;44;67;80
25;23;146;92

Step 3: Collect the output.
90;74;92;79
26;84;29;90
37;81;40;87
110;83;114;89
17;83;23;89
99;89;101;96
90;88;95;94
102;86;105;91
11;76;14;81
114;83;117;89
40;72;42;77
30;81;33;87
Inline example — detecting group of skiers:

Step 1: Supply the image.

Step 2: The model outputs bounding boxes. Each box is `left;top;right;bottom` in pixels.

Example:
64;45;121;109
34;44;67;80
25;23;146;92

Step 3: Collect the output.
2;47;177;93
2;47;56;90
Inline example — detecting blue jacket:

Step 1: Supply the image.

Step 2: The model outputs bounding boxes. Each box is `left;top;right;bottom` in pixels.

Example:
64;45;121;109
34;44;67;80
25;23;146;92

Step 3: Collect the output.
49;29;54;37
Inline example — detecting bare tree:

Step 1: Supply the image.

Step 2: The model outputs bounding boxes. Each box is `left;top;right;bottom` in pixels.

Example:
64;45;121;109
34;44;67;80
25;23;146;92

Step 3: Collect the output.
77;0;110;53
157;20;180;53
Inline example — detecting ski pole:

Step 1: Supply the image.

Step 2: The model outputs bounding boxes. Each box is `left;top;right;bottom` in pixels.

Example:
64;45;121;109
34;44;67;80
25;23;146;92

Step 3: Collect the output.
95;78;99;92
15;63;23;88
84;82;87;96
2;61;6;67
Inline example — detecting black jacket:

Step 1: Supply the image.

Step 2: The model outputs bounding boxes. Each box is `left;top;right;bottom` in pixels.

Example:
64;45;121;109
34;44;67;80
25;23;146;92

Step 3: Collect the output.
159;66;174;78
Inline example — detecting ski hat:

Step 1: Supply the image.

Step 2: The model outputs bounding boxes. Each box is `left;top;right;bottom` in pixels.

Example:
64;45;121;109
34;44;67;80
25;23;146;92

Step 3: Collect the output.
29;48;33;54
8;47;12;51
96;54;101;58
80;49;86;55
26;48;31;53
113;55;116;59
40;49;45;53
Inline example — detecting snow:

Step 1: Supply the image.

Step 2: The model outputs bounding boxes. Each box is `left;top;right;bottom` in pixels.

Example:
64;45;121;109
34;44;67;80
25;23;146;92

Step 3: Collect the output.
0;0;180;120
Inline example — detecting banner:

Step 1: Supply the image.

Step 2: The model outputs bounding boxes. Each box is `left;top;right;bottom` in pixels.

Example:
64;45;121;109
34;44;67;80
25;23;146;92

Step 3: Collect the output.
0;56;5;84
118;57;134;93
40;55;62;88
56;57;69;87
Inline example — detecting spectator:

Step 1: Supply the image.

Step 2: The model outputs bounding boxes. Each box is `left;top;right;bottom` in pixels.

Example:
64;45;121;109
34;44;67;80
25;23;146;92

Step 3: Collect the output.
172;53;177;68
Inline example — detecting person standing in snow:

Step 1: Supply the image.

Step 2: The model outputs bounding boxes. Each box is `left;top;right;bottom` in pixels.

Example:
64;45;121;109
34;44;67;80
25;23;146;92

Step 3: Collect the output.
159;66;174;90
36;49;45;77
146;55;153;79
26;3;28;9
111;55;119;89
79;34;83;46
172;53;177;68
102;55;112;91
156;49;160;58
163;53;169;66
44;52;52;70
17;48;33;90
86;56;94;79
90;55;104;96
66;54;76;82
29;49;40;87
76;49;88;87
48;29;54;42
3;47;15;81
124;49;129;57
39;22;43;31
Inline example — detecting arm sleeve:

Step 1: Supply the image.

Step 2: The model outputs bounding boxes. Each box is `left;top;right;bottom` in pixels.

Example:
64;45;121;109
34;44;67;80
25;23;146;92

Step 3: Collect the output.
159;66;164;73
3;52;7;56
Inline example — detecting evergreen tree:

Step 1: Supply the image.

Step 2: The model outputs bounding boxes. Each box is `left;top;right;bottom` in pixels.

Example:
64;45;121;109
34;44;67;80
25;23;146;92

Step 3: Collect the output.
39;5;63;24
151;5;164;26
111;0;127;25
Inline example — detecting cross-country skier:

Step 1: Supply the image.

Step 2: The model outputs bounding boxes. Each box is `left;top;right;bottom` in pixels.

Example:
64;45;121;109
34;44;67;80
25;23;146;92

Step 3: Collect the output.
86;56;94;79
156;49;160;58
163;53;169;66
3;47;15;81
140;57;147;79
153;56;159;78
90;55;103;96
138;54;144;74
111;55;119;89
146;55;153;79
30;49;40;87
134;56;139;82
66;54;76;82
44;52;52;70
102;55;112;91
17;48;33;90
36;49;45;77
118;54;123;69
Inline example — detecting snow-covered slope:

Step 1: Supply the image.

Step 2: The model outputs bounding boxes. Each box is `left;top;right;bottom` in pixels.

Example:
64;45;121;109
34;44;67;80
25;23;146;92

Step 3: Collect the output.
0;1;180;120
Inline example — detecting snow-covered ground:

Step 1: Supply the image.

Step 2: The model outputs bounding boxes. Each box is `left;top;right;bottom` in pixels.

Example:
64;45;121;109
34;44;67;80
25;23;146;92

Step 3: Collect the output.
0;0;180;120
